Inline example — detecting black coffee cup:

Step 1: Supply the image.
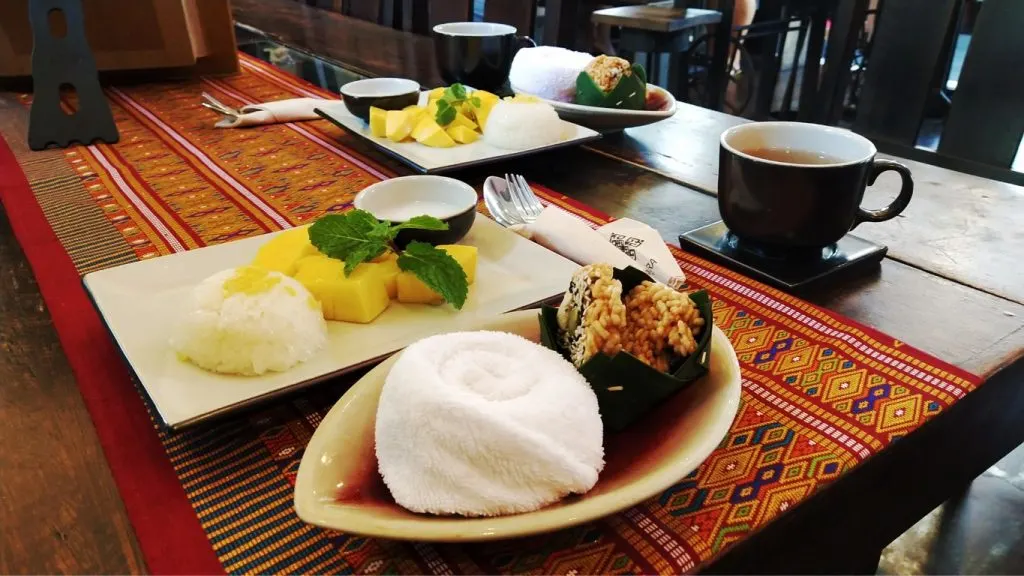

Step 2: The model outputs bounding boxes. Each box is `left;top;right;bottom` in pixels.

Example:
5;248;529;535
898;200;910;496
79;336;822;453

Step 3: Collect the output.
433;22;536;93
718;121;913;249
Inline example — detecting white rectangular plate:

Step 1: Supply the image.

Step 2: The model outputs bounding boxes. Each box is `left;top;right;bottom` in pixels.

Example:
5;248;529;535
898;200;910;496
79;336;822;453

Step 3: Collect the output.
83;216;578;429
313;97;601;173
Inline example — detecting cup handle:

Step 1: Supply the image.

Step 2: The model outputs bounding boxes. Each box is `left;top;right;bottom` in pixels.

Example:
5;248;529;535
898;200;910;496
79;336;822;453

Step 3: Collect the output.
855;159;914;225
516;35;537;50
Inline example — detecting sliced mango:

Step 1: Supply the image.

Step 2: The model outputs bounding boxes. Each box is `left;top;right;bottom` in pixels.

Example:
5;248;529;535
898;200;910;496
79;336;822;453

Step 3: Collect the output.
446;125;479;144
438;244;478;284
385;109;416;142
427;87;445;103
369;107;387;138
252;226;317;276
402;105;427;124
464;90;500;122
396;271;444;305
412;116;456;148
371;257;400;299
395;245;477;305
474;98;498;130
473;90;500;107
371;250;398;264
448;111;477;131
294;255;390;324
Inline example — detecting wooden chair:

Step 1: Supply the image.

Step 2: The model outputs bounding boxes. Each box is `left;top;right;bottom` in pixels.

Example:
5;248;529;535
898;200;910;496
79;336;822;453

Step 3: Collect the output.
293;0;400;29
407;0;472;34
851;0;1023;185
484;0;538;36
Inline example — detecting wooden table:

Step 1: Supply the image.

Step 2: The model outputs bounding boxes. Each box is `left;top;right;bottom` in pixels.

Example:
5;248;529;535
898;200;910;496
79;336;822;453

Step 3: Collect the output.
3;0;1023;572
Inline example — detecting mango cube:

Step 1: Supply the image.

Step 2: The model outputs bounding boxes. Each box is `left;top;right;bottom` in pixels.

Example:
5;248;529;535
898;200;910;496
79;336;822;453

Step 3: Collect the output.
427;87;445;103
252;226;317;276
402;105;427;124
474;99;498;130
396;271;444;305
438;244;478;284
395;245;477;305
473;90;500;107
412;116;456;148
369;106;387;137
372;257;400;299
294;255;390;323
385;109;416;142
446;125;479;144
464;90;498;122
448;111;477;131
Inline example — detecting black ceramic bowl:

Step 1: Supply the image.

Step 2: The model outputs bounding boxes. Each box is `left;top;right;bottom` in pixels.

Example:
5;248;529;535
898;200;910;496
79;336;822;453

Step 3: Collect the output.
340;78;421;122
354;175;477;248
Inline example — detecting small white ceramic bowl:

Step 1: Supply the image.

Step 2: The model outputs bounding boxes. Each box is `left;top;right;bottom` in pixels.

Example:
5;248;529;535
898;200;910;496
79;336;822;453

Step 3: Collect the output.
354;175;478;246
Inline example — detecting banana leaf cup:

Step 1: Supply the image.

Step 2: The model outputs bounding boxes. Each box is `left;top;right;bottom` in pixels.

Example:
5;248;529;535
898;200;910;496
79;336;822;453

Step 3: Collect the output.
539;266;713;432
575;62;648;110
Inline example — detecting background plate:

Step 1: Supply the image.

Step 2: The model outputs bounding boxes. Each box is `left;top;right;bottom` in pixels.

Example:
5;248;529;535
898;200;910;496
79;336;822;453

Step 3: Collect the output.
512;83;677;133
314;95;601;174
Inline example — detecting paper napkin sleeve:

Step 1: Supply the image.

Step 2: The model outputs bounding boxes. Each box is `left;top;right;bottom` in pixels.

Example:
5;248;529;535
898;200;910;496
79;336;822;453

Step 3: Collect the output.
521;207;686;287
215;98;327;128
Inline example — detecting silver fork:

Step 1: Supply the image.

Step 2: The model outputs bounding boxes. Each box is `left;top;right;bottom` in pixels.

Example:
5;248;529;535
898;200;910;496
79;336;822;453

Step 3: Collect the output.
201;92;242;117
504;173;544;222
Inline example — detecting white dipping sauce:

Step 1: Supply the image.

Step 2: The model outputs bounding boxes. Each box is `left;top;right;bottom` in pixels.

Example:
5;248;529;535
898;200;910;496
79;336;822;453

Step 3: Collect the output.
372;200;461;221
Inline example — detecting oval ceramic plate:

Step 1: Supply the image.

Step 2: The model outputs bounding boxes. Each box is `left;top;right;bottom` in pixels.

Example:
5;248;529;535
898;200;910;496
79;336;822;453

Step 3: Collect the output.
294;309;741;542
512;83;677;133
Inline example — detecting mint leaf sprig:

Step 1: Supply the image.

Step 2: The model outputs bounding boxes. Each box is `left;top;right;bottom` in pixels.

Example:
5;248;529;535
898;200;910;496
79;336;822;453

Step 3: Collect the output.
434;83;482;126
308;210;469;309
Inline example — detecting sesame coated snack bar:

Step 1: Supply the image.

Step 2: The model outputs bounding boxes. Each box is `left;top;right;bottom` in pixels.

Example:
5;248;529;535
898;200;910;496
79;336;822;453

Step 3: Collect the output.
556;265;704;373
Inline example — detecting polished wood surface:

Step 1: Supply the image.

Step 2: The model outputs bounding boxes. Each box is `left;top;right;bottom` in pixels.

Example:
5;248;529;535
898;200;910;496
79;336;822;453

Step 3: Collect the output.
3;1;1024;572
0;208;147;574
590;3;722;33
588;108;1024;305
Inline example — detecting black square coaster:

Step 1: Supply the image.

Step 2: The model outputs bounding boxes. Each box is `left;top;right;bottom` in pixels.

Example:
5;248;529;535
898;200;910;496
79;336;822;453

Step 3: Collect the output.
679;221;887;291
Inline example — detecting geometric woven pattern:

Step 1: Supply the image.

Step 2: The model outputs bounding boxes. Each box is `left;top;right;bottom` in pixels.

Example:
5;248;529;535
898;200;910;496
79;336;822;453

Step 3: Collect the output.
1;53;980;575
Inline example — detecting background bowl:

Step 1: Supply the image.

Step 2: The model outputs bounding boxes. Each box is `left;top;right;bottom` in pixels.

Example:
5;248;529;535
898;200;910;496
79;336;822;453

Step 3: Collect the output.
354;175;478;247
340;78;420;122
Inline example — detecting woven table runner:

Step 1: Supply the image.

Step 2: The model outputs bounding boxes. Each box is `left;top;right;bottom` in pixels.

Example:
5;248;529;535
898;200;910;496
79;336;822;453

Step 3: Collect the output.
0;54;980;575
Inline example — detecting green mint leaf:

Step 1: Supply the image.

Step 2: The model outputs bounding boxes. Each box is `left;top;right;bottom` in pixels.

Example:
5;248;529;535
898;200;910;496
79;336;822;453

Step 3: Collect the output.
308;210;389;275
449;83;467;100
436;105;456;126
342;244;383;276
391;215;449;233
436;99;451;111
470;96;481;107
397;241;469;309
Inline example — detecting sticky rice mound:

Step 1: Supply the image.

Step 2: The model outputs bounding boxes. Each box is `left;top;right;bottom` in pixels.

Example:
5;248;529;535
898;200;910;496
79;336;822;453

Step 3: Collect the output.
375;330;604;516
171;265;327;376
482;100;567;150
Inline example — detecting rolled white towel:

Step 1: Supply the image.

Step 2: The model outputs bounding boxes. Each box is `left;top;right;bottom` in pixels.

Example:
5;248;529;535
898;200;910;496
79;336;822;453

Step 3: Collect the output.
509;46;594;102
375;331;604;517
